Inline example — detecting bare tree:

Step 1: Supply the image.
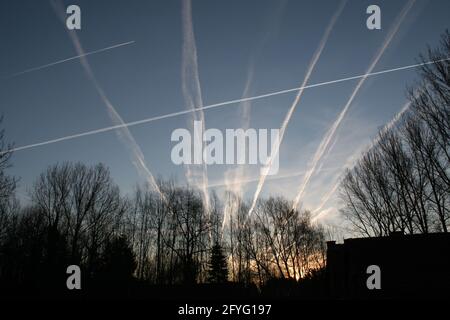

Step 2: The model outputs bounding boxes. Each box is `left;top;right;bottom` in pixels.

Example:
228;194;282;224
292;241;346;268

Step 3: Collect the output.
249;197;326;280
0;117;18;261
31;162;127;273
341;31;450;236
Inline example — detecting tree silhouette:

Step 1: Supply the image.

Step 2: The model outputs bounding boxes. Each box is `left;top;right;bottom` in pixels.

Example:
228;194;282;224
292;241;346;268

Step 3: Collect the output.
0;116;17;244
100;235;137;283
340;31;450;236
0;119;327;295
207;241;228;284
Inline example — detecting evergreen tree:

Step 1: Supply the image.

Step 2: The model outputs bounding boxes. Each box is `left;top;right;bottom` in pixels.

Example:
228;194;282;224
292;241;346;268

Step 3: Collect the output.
207;241;228;284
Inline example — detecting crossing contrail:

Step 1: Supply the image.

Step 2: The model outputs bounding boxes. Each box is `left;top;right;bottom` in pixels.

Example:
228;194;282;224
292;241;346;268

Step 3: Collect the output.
292;0;416;209
181;0;210;213
2;57;448;157
222;0;287;232
49;0;161;195
247;0;348;217
2;41;135;80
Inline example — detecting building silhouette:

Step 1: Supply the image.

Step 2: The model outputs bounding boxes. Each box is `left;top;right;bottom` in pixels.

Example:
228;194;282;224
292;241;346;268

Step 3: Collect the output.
327;232;450;299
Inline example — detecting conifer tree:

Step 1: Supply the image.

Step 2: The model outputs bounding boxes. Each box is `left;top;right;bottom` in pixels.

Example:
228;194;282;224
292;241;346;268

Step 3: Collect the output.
207;241;228;284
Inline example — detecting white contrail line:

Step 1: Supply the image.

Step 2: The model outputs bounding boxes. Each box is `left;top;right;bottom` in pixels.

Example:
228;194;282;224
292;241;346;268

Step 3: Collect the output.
292;0;416;209
181;0;210;213
2;41;135;79
2;57;447;156
247;0;348;217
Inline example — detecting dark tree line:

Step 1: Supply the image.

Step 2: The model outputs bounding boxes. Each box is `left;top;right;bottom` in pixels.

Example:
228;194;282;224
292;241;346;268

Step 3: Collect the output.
123;184;326;286
0;159;132;294
0;127;326;296
340;31;450;236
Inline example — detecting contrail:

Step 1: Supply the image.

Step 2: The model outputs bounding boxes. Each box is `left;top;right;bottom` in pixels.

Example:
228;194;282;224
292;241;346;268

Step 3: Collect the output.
310;146;364;219
311;207;335;224
222;1;287;231
311;181;340;220
209;166;339;189
226;0;288;198
292;0;416;209
50;0;161;195
371;101;411;147
224;66;254;196
247;0;348;217
221;67;254;231
311;101;411;222
181;0;210;213
311;100;411;222
2;57;447;156
2;41;135;80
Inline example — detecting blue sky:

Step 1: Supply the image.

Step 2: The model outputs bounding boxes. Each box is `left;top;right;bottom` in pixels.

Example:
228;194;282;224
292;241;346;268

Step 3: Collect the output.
1;0;449;230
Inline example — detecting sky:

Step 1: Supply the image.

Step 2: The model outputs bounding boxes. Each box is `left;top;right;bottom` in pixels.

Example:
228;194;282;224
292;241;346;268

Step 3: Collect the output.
1;0;449;232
